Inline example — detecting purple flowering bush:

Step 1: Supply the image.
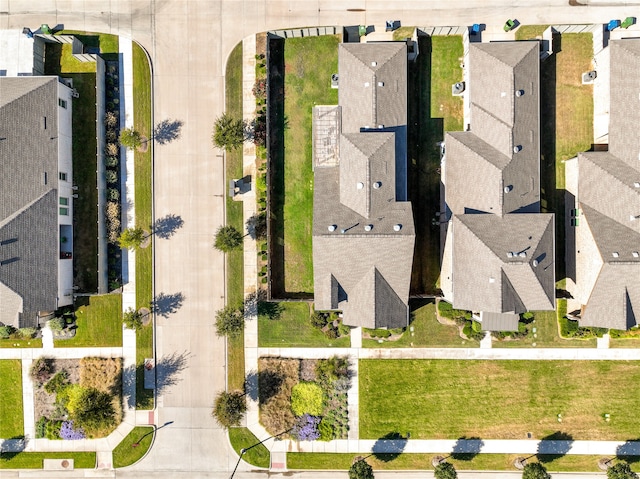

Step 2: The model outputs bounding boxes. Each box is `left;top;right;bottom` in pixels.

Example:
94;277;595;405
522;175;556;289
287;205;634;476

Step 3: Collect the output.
291;414;320;441
60;420;85;440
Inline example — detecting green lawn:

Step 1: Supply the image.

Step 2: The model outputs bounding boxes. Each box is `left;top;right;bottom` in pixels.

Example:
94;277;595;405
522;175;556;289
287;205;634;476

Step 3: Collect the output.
55;294;122;347
0;360;24;438
0;339;43;349
288;453;638;472
136;323;154;409
360;359;640;440
258;302;350;348
515;25;550;40
112;426;154;468
224;41;245;392
132;42;153;310
362;301;475;348
0;452;96;469
409;35;464;295
228;427;270;468
276;35;339;294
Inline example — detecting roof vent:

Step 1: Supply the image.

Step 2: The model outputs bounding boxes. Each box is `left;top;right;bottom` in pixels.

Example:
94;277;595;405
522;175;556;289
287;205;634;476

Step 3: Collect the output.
393;224;402;232
504;185;512;193
533;259;539;267
373;181;382;189
501;91;506;98
364;82;370;87
513;145;522;153
378;81;384;87
519;252;527;258
371;61;377;67
328;225;337;232
612;252;620;258
340;229;347;234
634;182;640;188
633;251;639;258
516;89;524;97
507;252;514;258
357;182;364;190
364;224;373;231
378;125;384;129
489;277;495;283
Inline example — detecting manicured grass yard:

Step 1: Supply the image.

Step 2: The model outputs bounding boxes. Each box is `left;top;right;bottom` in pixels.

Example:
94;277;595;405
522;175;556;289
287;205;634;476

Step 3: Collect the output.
0;338;43;349
288;452;639;472
360;359;640;440
136;323;154;409
515;25;550;41
56;294;122;347
277;35;339;294
362;301;475;348
0;360;24;438
228;427;270;468
258;302;350;348
112;426;154;468
225;41;245;392
0;452;96;469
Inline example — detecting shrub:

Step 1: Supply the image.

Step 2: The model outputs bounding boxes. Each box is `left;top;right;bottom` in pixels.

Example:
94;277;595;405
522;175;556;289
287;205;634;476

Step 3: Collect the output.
45;370;69;394
299;359;317;381
105;170;118;184
258;358;299;435
367;329;391;339
291;414;320;441
471;320;482;333
310;312;329;329
79;357;122;394
67;387;117;435
316;356;349;384
106;202;120;222
434;461;458;479
0;325;16;338
105;156;119;167
349;459;374;479
45;419;63;440
105;143;119;156
437;301;471;323
523;462;550;479
522;311;534;321
318;418;335;441
291;382;324;416
462;320;484;341
252;78;266;100
18;327;37;339
36;416;48;438
30;357;55;384
104;111;118;127
107;188;120;201
607;462;638;479
253;114;266;147
338;322;351;337
60;420;85;440
49;316;65;331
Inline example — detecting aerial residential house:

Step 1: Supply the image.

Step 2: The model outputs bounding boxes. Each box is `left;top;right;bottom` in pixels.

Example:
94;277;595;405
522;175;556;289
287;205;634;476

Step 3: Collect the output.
0;76;75;328
440;41;555;332
312;42;415;329
565;39;640;330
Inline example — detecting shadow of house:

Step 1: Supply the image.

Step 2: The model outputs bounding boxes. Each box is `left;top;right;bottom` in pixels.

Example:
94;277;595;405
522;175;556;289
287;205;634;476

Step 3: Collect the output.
153;119;184;145
151;292;185;318
451;436;484;461
372;432;408;462
152;214;184;239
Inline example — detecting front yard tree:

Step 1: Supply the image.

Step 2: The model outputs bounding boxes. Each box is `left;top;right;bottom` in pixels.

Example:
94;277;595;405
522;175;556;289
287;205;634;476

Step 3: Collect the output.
123;308;143;331
434;461;458;479
349;459;374;479
215;305;244;338
213;225;243;253
608;463;639;479
118;227;146;250
212;113;245;151
212;390;246;428
523;462;551;479
119;127;143;149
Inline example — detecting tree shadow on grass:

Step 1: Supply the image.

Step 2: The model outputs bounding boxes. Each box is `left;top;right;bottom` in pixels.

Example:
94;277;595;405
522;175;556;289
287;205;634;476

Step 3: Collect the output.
372;432;408;462
616;439;640;464
152;214;184;239
0;435;28;459
451;436;484;460
151;292;185;318
156;351;191;396
537;431;574;463
153;119;184;145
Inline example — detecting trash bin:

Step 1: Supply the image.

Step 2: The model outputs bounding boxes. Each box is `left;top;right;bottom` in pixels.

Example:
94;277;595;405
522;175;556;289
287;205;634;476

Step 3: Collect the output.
359;25;367;36
40;24;51;34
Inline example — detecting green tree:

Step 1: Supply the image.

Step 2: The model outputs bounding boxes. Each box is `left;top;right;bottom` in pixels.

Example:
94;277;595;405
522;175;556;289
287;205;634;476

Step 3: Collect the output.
123;308;143;331
118;227;146;250
212;113;245;150
119;127;143;149
214;305;244;338
213;225;243;253
608;463;638;479
434;461;458;479
349;459;374;479
212;391;246;428
69;387;117;435
523;462;551;479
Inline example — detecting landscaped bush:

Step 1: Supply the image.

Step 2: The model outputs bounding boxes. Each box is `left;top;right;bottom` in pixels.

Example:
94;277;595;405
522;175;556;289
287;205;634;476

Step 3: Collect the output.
60;420;85;440
30;357;55;384
49;316;66;331
310;311;349;340
18;327;37;338
0;324;15;338
105;170;118;184
44;370;69;394
253;78;267;101
366;329;392;339
462;320;484;341
259;358;300;435
318;417;335;441
437;301;472;323
45;419;63;440
316;356;349;384
291;414;320;441
105;156;119;167
107;188;120;201
67;387;118;436
104;111;118;127
299;360;317;381
559;316;607;339
291;382;325;416
79;357;122;394
310;312;329;329
35;416;48;438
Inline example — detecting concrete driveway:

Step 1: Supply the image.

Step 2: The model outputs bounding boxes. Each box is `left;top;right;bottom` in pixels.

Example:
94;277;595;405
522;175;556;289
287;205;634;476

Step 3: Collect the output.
2;0;640;477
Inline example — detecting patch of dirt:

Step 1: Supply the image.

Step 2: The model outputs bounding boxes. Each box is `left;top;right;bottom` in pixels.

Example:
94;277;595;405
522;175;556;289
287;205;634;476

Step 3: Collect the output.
33;359;81;422
140;230;151;249
139;307;151;326
256;32;267;56
137;136;149;152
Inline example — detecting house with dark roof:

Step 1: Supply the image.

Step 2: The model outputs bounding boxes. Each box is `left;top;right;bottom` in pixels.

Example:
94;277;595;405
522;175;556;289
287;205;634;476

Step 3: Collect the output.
312;42;415;329
440;41;555;332
565;39;640;330
0;76;75;328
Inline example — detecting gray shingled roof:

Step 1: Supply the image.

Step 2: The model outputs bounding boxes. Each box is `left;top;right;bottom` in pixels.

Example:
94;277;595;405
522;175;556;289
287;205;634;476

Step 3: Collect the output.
313;42;414;329
0;77;60;328
451;213;555;314
444;41;540;216
338;42;407;134
609;40;640;168
480;311;520;332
